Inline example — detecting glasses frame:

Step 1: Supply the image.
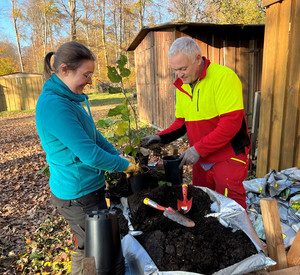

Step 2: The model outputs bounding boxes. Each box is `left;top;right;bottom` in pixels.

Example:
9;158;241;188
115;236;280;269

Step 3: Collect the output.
78;69;94;79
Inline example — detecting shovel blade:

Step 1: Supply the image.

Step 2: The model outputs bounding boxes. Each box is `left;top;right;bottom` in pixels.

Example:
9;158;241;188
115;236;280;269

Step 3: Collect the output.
177;197;193;214
163;209;195;227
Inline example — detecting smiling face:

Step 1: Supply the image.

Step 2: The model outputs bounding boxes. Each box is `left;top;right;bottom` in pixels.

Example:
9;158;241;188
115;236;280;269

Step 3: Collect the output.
169;52;202;85
59;59;95;94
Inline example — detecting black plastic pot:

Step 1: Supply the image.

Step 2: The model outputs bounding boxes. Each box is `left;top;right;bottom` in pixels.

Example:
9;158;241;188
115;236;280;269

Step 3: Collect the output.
128;166;150;193
128;152;149;166
163;155;183;185
85;209;124;275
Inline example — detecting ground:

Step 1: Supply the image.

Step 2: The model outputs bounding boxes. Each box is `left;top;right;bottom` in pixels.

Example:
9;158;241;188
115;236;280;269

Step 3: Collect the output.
0;107;265;274
0;106;190;274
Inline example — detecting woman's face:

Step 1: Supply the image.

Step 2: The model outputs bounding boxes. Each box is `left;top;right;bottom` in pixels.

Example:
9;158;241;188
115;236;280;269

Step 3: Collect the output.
61;60;95;94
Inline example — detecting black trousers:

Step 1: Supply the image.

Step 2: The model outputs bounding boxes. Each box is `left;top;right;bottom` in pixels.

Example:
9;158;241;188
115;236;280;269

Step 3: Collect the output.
51;188;107;274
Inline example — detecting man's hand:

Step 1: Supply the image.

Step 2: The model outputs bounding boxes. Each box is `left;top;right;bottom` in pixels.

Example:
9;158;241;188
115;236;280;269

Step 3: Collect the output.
179;146;200;169
140;135;161;147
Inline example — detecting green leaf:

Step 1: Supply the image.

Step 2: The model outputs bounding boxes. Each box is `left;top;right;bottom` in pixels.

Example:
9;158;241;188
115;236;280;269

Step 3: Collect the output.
108;86;122;94
106;131;115;139
158;181;171;187
124;145;137;155
97;120;108;127
38;164;50;177
133;136;141;146
108;105;124;117
107;66;122;83
121;108;130;121
29;251;44;260
116;121;129;136
117;55;127;70
97;119;115;128
118;136;129;146
120;67;131;78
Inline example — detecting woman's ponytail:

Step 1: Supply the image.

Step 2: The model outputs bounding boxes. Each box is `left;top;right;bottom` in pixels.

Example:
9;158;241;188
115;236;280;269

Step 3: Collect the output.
43;52;55;80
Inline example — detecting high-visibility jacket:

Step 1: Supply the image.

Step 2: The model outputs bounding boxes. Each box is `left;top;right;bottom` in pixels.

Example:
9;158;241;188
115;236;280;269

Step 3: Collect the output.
157;57;250;164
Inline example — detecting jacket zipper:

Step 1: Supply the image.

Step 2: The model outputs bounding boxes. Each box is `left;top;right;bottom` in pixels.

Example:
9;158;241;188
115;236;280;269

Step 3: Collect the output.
190;83;199;112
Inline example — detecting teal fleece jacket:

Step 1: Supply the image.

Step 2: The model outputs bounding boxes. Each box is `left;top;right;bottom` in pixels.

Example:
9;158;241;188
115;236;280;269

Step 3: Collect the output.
35;74;129;199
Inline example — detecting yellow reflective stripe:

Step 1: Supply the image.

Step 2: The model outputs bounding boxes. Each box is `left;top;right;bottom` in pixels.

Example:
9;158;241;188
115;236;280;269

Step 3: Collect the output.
230;157;246;164
224;188;228;197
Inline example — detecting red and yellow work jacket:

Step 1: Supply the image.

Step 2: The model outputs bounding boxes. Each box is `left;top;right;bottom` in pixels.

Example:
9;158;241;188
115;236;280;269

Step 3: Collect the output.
157;57;250;164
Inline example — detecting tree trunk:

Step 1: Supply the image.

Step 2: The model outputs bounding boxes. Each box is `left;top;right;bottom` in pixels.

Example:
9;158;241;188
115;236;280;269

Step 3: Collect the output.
11;0;24;72
43;2;48;58
118;0;122;56
68;0;77;40
83;0;90;43
100;0;108;67
138;0;145;29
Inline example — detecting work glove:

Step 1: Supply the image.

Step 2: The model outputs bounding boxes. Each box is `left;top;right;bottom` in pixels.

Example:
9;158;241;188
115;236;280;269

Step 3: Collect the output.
123;163;138;178
140;135;161;147
179;146;200;169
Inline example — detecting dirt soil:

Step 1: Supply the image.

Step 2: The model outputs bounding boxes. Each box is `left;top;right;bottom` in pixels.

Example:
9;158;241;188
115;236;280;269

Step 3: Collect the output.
126;184;257;274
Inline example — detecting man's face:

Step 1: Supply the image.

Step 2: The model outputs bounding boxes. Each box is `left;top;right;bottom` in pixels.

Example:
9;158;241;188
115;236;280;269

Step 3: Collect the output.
169;52;202;84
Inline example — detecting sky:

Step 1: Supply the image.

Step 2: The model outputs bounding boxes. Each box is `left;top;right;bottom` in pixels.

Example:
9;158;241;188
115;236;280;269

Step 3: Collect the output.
0;0;16;43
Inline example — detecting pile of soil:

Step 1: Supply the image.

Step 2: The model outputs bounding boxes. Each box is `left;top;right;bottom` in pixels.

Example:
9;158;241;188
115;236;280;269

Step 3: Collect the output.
126;184;257;274
105;167;166;204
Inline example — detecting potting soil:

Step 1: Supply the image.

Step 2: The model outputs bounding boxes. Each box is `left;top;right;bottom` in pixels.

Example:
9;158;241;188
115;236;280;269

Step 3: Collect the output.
126;184;257;274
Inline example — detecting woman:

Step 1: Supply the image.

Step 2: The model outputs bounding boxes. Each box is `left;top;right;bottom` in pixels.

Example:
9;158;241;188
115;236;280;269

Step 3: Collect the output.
35;41;134;274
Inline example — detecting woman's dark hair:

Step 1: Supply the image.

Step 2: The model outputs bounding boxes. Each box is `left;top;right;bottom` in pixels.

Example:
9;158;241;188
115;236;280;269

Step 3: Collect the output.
43;41;95;79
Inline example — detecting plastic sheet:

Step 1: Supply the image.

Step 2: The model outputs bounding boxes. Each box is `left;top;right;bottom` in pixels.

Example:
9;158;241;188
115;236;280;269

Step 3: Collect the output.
244;167;300;249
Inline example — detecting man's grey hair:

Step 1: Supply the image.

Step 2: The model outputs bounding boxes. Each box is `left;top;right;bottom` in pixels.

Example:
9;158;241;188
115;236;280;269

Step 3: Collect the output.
168;37;202;61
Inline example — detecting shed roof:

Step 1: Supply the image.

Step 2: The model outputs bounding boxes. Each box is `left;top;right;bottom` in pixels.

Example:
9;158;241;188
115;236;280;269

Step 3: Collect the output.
127;22;264;51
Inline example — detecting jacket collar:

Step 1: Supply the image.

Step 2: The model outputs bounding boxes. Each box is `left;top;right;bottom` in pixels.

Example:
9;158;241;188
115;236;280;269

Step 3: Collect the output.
44;73;88;102
173;57;211;98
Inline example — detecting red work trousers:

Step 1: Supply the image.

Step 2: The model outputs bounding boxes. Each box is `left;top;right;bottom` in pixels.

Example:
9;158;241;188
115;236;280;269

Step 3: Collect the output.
193;153;248;209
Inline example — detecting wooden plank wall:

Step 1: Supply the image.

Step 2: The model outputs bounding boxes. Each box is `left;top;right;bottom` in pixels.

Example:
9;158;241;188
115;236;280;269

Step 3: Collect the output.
135;27;264;131
135;30;175;129
0;74;43;111
257;0;300;177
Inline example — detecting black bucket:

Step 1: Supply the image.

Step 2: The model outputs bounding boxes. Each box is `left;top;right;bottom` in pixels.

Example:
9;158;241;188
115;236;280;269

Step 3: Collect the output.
85;210;124;275
163;155;183;185
128;166;150;193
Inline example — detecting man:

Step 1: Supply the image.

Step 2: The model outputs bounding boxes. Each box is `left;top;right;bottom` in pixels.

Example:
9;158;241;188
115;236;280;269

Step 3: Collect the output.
142;37;250;209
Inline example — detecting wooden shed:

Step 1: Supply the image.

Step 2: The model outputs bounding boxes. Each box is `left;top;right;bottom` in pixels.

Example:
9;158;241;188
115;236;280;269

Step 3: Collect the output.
127;22;265;130
0;72;43;112
256;0;300;177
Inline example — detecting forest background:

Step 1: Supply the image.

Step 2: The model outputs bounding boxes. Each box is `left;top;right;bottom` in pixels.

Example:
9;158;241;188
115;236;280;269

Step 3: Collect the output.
1;0;265;90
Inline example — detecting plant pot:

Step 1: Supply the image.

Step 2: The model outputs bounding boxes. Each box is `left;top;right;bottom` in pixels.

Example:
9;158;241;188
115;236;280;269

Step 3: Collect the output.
85;209;125;275
128;166;150;193
129;152;150;166
163;155;183;185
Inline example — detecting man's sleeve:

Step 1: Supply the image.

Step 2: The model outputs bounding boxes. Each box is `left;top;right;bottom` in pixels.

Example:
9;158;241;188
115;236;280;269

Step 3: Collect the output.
156;118;186;144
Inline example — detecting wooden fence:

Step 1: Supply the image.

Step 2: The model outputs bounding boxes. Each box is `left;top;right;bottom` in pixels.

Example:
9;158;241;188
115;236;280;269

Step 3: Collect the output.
256;0;300;176
0;73;43;112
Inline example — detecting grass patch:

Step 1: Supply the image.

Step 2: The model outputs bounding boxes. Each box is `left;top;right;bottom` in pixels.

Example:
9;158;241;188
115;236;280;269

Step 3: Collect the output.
0;92;132;116
0;109;35;117
87;92;134;107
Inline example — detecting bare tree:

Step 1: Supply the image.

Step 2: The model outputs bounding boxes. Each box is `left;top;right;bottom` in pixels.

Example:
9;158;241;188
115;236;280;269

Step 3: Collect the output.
97;0;108;66
11;0;24;72
167;0;207;22
68;0;77;40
